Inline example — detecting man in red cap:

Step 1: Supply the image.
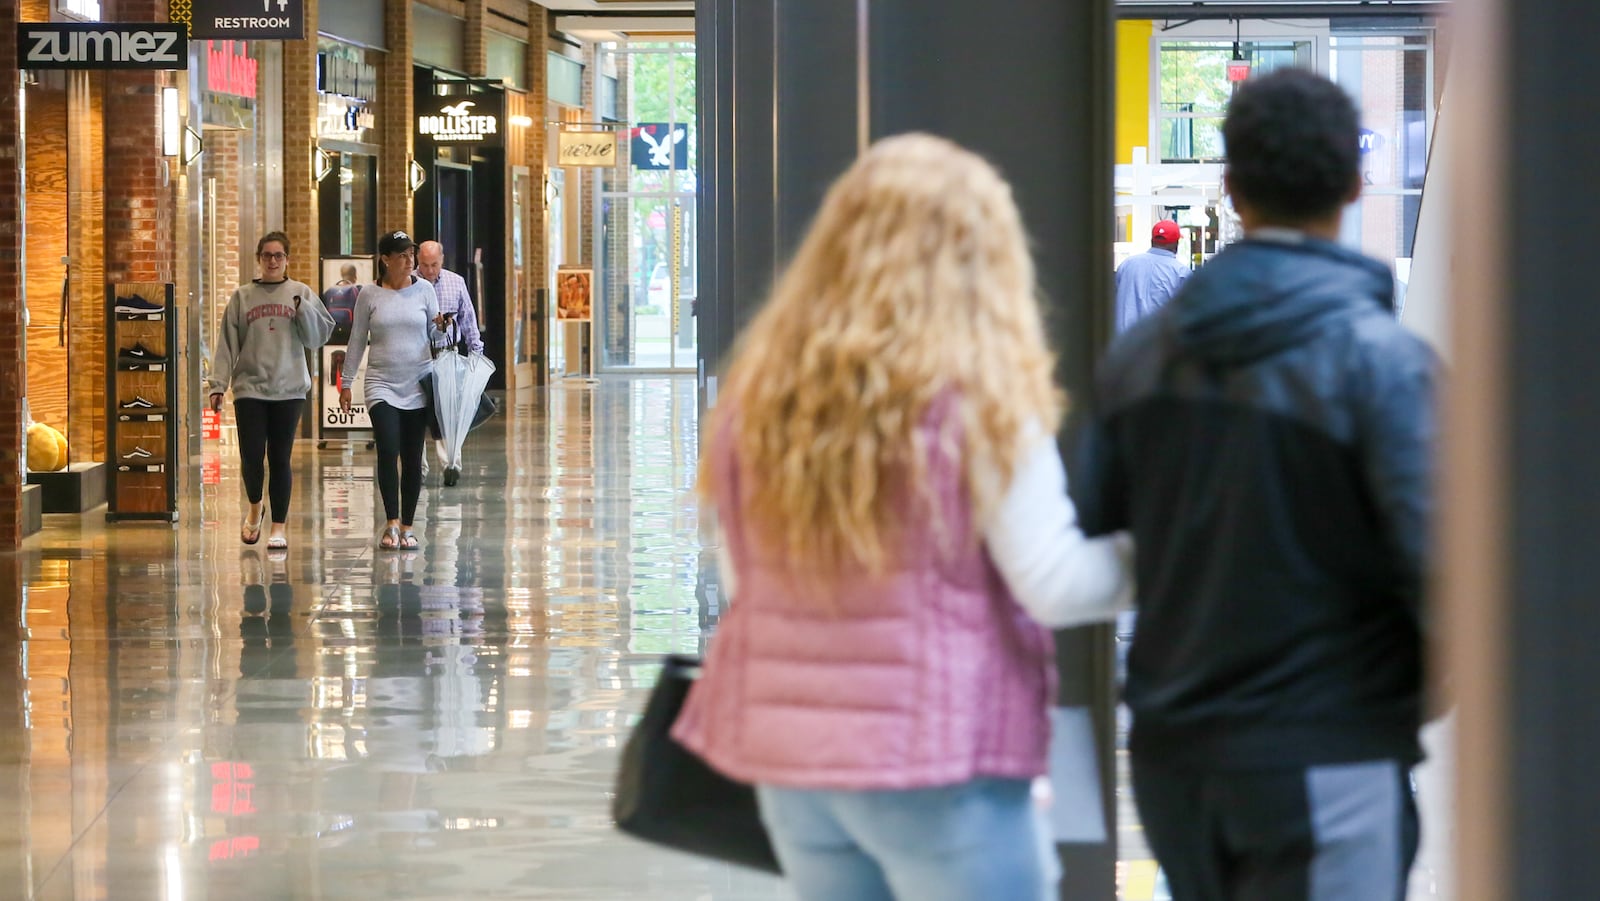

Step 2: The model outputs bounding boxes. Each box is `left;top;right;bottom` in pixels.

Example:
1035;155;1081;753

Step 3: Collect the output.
1115;219;1191;333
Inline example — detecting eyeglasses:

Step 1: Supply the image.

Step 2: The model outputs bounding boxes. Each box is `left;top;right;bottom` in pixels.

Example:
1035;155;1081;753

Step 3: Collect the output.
259;252;288;262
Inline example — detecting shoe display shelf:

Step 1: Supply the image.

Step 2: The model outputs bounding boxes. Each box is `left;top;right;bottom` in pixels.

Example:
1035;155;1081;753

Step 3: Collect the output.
105;283;178;523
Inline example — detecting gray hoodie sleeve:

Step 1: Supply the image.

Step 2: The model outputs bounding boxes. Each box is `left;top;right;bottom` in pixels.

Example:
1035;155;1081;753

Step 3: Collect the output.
205;290;244;396
293;281;336;349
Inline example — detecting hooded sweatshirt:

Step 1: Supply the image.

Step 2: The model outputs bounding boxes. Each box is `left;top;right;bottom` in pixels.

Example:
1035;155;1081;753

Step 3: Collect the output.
1075;235;1439;770
206;279;336;402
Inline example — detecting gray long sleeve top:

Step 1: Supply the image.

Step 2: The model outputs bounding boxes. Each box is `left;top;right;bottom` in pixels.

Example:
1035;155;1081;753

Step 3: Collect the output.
205;279;335;402
340;277;441;411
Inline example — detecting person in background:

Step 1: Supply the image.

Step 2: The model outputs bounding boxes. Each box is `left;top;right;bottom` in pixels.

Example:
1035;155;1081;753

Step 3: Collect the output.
1076;68;1438;901
1115;219;1191;334
415;240;485;487
340;230;446;551
207;231;336;551
673;134;1132;901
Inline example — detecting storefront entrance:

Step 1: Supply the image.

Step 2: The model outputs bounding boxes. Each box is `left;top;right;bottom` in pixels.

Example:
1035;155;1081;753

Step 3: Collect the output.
592;41;698;373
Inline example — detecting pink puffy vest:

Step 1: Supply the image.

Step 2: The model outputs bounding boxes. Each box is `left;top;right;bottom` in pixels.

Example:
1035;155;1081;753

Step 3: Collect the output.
672;406;1057;790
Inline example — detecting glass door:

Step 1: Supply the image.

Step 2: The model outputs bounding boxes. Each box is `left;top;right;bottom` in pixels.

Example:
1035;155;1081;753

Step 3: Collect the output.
593;40;697;372
1330;32;1434;298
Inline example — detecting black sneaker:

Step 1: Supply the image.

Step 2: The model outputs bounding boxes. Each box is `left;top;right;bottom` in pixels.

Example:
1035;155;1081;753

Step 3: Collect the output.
114;294;163;314
118;343;166;364
120;396;160;410
443;467;460;487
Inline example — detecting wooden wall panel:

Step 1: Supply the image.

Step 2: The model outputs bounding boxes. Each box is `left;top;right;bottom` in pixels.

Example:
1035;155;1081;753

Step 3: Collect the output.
24;83;69;436
68;73;105;464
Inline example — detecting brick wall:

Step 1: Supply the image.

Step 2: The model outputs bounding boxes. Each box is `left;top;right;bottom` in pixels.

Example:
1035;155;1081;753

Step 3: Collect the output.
465;0;486;76
282;0;320;282
203;132;244;308
0;0;23;547
526;7;550;386
579;42;596;266
104;0;175;287
380;0;414;235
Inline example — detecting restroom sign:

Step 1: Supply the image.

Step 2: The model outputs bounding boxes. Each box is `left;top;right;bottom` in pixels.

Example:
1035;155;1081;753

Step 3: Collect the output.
184;0;306;41
417;93;504;147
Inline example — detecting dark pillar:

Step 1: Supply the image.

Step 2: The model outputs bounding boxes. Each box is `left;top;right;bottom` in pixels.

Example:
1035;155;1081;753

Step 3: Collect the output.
1448;2;1600;899
696;2;1117;896
697;0;870;393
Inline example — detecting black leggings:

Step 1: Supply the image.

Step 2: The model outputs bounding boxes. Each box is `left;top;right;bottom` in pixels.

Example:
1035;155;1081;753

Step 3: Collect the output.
234;398;304;524
368;401;429;524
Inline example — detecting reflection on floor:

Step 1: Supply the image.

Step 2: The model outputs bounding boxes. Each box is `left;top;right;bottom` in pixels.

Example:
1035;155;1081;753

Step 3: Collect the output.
0;376;1451;900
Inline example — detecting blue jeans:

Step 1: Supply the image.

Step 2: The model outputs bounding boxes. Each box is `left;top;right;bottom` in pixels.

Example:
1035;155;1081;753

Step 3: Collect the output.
757;778;1056;901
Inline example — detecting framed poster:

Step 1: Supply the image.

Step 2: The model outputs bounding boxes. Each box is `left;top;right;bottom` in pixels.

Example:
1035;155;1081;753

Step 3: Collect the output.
320;344;370;432
556;266;593;322
321;256;372;346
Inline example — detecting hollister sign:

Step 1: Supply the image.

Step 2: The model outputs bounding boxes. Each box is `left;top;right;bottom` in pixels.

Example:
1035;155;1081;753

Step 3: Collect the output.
19;23;187;70
416;94;504;148
187;0;305;41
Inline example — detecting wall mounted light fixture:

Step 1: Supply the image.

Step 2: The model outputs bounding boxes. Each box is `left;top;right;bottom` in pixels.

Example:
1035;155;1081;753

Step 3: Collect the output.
509;115;534;128
161;86;180;157
182;126;204;167
407;158;427;194
313;147;336;182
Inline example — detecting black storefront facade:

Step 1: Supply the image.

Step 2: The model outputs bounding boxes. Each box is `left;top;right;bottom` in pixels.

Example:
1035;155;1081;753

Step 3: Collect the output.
412;67;513;391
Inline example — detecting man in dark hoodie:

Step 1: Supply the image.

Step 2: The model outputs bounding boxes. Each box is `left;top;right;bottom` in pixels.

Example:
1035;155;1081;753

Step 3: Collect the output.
1075;69;1437;899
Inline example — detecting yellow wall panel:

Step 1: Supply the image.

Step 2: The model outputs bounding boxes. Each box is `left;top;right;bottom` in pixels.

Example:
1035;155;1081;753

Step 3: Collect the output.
1116;20;1154;166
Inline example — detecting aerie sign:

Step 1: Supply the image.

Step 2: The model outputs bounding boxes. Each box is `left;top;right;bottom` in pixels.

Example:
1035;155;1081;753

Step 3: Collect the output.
207;41;257;100
19;23;187;70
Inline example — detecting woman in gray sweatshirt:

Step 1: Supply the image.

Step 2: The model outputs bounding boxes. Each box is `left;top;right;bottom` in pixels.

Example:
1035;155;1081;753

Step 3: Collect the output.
339;230;445;551
206;231;336;550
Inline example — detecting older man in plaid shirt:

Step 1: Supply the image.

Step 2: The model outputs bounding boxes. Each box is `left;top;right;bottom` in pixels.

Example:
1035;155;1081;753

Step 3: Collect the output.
417;241;485;486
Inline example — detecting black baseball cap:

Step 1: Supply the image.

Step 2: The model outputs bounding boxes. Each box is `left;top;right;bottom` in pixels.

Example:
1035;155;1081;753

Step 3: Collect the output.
377;230;417;256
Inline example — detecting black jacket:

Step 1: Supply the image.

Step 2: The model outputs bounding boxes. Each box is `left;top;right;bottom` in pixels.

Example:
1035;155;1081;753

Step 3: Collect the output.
1076;236;1438;769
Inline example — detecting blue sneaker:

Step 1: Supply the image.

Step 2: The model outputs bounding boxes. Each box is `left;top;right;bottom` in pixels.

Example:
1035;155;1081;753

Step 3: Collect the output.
114;294;162;314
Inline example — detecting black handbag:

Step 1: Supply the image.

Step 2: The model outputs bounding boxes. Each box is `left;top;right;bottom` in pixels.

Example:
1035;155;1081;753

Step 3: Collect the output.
418;371;443;441
612;655;782;874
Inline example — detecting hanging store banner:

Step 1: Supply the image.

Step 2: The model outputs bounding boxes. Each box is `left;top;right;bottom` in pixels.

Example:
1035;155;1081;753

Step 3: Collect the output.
558;131;618;167
183;0;306;41
630;123;690;171
416;92;505;148
19;23;187;70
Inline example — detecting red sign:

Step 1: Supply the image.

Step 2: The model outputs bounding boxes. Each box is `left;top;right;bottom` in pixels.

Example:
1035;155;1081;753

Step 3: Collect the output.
1227;60;1252;82
202;408;220;440
207;41;257;100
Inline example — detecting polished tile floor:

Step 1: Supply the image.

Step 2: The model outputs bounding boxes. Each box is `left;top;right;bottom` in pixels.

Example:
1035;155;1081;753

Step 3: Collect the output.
2;376;1452;900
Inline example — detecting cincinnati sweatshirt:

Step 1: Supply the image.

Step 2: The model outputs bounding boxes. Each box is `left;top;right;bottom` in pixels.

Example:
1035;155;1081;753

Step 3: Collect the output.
206;279;336;402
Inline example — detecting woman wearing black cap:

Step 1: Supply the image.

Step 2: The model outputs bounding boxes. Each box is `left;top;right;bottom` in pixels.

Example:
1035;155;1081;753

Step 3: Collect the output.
340;230;445;550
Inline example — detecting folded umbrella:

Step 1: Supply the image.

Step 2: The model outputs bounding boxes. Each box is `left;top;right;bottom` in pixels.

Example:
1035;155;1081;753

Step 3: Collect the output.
429;346;496;471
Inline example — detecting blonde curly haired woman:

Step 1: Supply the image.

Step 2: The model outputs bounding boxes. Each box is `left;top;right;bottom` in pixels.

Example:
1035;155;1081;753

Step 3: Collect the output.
672;134;1132;900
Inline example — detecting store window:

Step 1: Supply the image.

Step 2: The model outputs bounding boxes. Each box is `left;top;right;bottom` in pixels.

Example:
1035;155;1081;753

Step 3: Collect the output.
1157;40;1311;162
591;41;698;372
1331;32;1433;287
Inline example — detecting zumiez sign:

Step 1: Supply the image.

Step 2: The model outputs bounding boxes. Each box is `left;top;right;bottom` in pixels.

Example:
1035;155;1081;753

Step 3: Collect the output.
19;23;187;70
417;99;502;147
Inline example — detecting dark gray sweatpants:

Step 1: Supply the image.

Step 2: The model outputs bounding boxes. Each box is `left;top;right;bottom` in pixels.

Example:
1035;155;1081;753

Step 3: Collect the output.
1132;757;1419;901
